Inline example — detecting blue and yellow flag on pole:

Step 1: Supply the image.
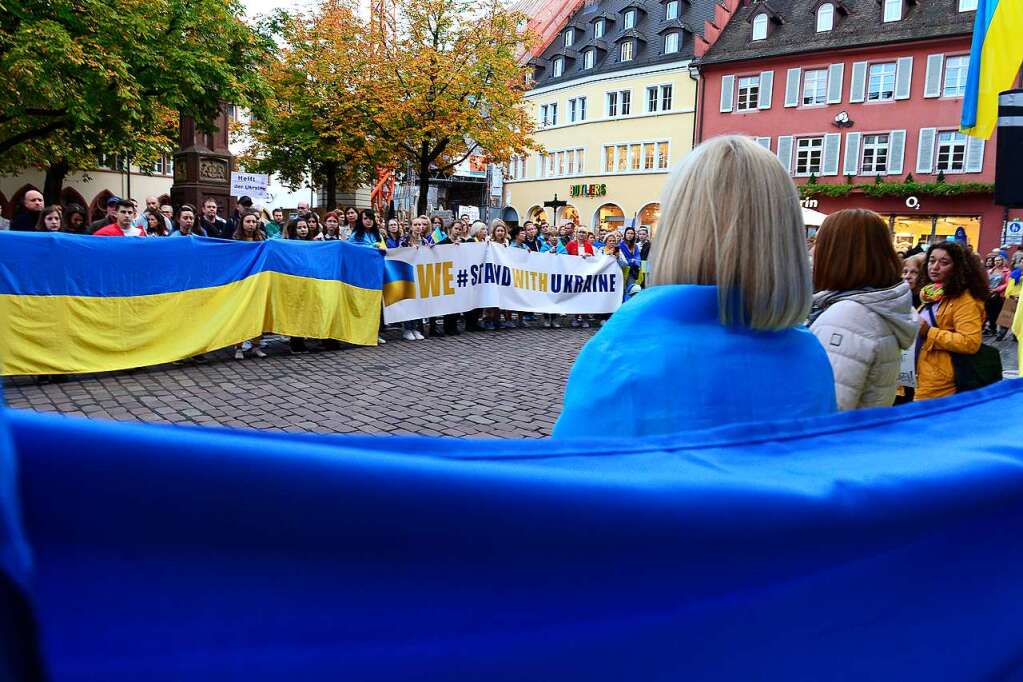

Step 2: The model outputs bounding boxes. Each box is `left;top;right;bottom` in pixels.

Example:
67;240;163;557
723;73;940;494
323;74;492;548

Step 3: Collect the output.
961;0;1023;138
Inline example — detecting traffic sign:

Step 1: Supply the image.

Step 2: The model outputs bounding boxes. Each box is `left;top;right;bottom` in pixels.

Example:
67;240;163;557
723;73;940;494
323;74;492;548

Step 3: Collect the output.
1006;219;1023;246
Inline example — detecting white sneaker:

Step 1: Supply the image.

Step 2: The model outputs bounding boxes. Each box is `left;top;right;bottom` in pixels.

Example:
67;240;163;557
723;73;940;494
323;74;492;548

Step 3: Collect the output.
402;330;416;341
543;319;552;328
241;340;253;351
378;335;387;344
234;349;244;360
413;330;425;340
253;348;267;358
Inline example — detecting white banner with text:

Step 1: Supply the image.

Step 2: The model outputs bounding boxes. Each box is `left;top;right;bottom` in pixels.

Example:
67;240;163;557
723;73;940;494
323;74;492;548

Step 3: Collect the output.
382;243;623;323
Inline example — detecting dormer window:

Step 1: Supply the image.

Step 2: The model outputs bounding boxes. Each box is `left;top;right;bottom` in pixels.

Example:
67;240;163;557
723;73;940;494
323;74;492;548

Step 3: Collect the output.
883;0;902;22
664;32;680;53
666;0;679;20
565;29;574;47
816;3;834;31
595;18;606;38
624;9;637;29
752;13;768;40
584;49;595;69
621;40;634;61
552;56;564;78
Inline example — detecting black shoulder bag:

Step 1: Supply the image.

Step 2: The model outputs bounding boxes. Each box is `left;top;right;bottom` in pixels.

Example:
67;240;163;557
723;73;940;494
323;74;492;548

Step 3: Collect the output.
926;304;1002;393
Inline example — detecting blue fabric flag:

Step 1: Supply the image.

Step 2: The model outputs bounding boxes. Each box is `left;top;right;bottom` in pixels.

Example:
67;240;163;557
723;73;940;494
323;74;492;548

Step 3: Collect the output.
4;379;1023;680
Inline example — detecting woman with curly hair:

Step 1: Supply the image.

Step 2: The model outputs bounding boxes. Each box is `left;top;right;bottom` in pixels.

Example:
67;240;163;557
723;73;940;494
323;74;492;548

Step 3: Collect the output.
915;240;989;401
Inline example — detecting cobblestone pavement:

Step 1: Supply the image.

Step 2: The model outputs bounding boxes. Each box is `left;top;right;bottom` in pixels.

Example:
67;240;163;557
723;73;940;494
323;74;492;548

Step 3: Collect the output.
3;327;1018;438
2;326;598;439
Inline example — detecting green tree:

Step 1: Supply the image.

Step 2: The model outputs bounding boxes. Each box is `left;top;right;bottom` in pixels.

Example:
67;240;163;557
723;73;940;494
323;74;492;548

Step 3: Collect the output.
0;0;271;203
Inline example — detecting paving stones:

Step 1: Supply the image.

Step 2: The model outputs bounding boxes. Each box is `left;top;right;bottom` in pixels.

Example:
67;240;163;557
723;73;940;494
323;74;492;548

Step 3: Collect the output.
2;328;597;439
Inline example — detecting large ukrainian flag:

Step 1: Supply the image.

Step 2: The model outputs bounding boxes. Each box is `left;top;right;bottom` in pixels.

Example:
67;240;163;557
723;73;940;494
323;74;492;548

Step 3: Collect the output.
0;233;383;375
961;0;1023;138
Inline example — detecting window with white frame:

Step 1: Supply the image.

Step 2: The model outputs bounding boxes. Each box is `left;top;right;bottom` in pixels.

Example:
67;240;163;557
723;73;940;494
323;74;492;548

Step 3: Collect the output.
602;141;670;173
507;155;527;180
624;9;636;28
795;136;824;175
646;84;673;112
958;0;977;10
595;18;605;38
583;49;594;69
867;62;896;101
736;76;760;111
569;96;587;122
936;131;967;172
752;13;768;40
620;40;634;62
552;57;564;78
883;0;902;22
565;29;574;47
666;0;679;20
802;68;828;105
539;103;558;126
943;55;969;97
816;3;834;31
861;134;890;174
606;90;631;117
664;32;680;53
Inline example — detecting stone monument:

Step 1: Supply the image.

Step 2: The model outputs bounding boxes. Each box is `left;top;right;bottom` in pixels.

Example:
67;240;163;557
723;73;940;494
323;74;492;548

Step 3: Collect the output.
170;107;234;217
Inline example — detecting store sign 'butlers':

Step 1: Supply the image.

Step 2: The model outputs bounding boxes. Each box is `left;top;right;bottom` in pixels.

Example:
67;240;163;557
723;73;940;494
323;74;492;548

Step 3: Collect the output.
570;184;607;198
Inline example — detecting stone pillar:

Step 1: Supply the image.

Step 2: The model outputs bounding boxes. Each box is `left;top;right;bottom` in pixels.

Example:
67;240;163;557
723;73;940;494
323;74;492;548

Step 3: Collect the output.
171;106;234;217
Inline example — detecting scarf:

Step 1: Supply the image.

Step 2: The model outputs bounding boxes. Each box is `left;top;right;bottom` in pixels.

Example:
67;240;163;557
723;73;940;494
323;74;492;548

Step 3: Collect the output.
920;283;944;305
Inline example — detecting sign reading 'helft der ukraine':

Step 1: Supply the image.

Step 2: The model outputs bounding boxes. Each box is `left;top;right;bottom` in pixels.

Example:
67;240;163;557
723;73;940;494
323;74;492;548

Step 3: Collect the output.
382;243;622;324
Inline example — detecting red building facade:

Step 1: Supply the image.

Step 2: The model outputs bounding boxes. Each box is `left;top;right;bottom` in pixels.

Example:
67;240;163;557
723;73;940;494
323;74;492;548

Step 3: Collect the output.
695;0;1008;253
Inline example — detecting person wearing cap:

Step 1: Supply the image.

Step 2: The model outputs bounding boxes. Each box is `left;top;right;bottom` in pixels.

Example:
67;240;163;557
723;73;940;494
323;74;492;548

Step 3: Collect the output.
89;196;122;233
226;196;255;237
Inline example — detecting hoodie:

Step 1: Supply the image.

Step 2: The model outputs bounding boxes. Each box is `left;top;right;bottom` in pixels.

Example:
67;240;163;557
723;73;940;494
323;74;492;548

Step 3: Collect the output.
809;282;916;411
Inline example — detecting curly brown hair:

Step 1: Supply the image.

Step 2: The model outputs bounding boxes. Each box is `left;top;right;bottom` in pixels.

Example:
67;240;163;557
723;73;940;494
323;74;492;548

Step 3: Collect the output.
919;241;989;301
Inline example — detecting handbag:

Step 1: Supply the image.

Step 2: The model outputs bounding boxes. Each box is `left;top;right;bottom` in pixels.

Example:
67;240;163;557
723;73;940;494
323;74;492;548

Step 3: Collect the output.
925;303;1002;393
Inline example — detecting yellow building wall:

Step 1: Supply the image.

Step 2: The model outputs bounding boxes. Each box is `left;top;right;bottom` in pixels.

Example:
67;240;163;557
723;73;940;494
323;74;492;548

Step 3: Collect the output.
506;63;696;233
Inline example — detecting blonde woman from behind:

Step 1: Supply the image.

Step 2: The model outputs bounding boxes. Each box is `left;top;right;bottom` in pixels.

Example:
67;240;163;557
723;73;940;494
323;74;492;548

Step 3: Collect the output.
553;135;837;438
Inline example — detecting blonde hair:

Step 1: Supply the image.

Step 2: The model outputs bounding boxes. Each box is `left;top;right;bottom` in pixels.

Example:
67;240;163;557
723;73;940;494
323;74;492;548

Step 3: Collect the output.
649;135;811;330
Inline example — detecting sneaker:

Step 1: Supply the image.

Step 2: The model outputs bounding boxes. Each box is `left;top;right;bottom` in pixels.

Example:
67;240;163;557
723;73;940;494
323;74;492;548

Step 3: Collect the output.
552;320;562;329
378;335;387;344
234;349;245;360
581;320;591;329
543;319;552;328
241;340;253;351
570;319;581;328
402;330;416;341
502;320;515;329
413;330;425;340
253;348;268;358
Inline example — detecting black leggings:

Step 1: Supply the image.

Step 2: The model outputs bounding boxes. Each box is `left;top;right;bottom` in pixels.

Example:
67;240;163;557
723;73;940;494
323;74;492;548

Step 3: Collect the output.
985;295;1004;332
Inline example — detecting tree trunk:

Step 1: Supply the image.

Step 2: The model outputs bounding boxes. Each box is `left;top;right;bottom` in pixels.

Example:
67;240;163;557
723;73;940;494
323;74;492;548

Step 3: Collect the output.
44;158;69;205
323;161;338;210
416;155;431;217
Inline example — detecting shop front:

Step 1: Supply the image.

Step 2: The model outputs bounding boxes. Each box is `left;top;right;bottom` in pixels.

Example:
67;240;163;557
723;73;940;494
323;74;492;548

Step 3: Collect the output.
808;191;1006;255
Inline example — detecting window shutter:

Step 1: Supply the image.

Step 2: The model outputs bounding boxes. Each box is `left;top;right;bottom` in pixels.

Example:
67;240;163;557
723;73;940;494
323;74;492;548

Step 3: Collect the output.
784;68;801;107
822;133;841;176
755;137;772;150
887;130;906;175
827;63;845;104
776;135;794;172
916;128;937;174
759;71;774;109
923;54;945;98
965;136;985;172
843;132;862;176
895;56;913;100
720;74;735;112
849;61;867;103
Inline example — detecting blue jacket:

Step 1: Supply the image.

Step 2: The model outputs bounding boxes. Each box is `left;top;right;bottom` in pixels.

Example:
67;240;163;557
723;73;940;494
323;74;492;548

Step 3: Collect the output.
553;285;837;438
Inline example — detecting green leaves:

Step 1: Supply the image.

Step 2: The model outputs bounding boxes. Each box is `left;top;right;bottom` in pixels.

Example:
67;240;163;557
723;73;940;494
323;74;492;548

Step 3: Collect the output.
801;180;996;200
0;0;270;173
